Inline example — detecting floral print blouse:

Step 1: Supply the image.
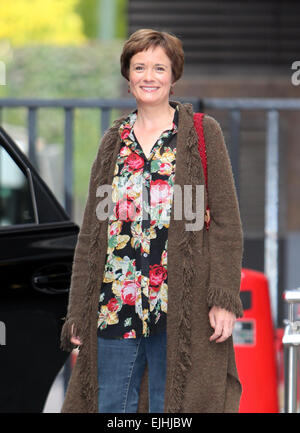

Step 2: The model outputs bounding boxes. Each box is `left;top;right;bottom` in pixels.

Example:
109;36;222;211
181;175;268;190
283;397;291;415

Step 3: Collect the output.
97;105;178;339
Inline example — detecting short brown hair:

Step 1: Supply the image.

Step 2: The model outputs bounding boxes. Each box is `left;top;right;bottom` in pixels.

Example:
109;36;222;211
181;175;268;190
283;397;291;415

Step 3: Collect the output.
120;29;184;83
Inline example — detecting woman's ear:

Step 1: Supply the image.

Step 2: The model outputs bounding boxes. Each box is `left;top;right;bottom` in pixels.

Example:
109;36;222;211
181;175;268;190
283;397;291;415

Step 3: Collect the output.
170;81;176;95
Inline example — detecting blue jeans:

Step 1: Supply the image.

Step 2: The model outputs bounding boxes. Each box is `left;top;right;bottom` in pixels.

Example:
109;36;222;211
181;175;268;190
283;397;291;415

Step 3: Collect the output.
97;331;167;413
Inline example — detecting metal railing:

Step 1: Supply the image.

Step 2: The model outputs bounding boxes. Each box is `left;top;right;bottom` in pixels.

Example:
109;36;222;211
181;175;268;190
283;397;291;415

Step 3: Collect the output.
0;97;201;216
1;96;300;328
283;289;300;413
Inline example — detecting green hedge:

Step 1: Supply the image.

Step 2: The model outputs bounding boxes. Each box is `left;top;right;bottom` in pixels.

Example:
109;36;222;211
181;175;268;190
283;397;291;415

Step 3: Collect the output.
0;40;126;220
76;0;128;39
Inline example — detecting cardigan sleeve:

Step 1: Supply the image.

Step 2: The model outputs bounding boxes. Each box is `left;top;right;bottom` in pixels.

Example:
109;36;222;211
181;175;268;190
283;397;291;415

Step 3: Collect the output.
60;151;100;351
203;115;244;318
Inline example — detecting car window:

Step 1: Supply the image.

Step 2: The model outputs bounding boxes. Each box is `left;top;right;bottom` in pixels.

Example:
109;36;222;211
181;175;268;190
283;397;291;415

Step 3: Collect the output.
0;145;35;226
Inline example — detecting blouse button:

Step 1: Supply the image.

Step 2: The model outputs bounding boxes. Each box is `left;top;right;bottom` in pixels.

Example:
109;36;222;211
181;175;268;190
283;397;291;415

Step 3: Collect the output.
143;252;148;257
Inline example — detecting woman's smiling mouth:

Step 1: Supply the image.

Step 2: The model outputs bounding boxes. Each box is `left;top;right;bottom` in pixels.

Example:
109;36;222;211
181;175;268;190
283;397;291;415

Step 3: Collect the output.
140;86;159;92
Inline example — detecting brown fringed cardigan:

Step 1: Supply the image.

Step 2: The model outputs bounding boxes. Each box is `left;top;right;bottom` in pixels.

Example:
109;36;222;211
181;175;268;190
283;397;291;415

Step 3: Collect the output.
60;100;244;413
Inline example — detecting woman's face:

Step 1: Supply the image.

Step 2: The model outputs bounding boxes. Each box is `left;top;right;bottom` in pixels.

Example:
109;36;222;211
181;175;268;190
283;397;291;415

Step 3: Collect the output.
128;45;173;107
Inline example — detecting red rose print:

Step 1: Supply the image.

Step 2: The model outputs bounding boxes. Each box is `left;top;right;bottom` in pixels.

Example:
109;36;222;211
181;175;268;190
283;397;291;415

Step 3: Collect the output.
149;264;167;287
121;280;139;305
114;198;140;222
159;162;172;174
121;127;131;140
120;145;130;157
124;330;136;339
149;289;159;300
149;286;160;302
107;297;119;312
150;285;160;293
150;179;171;207
124;153;144;172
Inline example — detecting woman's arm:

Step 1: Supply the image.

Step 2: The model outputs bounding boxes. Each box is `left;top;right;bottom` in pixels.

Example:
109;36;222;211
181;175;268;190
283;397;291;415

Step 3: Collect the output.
203;115;244;320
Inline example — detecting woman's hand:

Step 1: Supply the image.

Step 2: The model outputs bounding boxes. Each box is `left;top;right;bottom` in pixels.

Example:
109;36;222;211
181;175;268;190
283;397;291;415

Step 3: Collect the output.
208;306;236;343
70;324;82;346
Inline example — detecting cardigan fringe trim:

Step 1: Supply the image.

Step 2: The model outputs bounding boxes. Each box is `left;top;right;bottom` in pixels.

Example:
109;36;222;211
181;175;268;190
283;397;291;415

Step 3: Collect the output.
79;119;124;412
168;232;194;413
207;286;244;319
167;103;204;413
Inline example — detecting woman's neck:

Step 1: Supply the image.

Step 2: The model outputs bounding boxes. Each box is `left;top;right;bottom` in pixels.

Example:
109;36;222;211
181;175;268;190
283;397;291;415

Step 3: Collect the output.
134;101;175;132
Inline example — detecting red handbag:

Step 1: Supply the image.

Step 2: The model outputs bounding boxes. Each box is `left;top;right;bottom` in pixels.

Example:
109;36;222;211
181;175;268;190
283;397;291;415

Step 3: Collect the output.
193;113;211;231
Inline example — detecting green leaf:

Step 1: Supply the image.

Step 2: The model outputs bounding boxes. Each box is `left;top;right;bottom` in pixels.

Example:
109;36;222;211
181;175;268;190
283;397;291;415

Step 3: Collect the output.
124;317;132;327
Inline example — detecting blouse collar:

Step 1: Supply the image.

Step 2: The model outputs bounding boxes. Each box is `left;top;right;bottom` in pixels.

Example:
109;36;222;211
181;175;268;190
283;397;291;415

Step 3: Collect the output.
119;104;179;143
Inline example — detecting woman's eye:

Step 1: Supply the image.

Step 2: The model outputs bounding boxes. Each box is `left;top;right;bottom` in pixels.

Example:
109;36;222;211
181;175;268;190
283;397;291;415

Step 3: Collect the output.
156;67;165;72
135;66;144;71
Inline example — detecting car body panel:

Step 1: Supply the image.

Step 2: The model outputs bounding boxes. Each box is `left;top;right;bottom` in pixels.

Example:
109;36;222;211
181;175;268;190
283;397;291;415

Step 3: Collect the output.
0;126;78;412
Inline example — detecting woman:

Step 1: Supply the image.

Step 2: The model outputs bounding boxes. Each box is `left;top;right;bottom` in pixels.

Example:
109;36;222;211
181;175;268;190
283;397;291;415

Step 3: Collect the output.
60;29;244;413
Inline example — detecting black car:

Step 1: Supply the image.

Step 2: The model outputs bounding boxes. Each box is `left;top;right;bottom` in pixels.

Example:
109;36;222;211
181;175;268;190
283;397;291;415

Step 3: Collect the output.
0;126;78;412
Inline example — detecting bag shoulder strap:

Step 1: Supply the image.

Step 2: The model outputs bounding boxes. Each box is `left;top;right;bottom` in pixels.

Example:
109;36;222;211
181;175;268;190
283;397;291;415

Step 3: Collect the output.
193;112;211;231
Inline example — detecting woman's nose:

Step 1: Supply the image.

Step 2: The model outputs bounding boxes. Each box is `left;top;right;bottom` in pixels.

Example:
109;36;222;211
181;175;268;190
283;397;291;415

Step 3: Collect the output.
144;67;154;81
